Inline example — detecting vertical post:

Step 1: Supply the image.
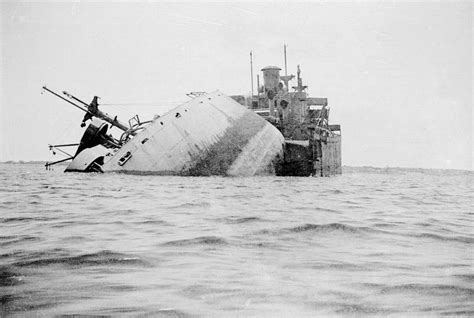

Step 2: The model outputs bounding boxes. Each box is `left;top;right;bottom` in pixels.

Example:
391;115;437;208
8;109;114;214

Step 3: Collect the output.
256;75;260;98
284;44;288;76
250;51;254;99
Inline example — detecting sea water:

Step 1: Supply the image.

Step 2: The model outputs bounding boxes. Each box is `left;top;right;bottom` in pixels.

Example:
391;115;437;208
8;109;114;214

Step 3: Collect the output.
0;163;472;316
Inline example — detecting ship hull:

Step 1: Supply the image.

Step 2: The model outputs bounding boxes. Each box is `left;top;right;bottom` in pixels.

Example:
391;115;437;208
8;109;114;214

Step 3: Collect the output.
98;91;285;176
274;135;342;177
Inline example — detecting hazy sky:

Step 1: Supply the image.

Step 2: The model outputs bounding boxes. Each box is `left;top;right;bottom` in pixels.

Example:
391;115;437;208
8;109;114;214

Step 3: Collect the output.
1;1;472;170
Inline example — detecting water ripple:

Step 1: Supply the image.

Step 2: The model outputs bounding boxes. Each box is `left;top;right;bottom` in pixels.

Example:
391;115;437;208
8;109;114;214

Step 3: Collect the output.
12;250;148;268
163;236;228;247
0;163;472;316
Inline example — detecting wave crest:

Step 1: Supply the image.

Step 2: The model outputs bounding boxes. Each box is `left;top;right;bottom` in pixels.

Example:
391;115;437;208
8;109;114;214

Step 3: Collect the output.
12;250;147;268
163;236;228;246
286;223;364;234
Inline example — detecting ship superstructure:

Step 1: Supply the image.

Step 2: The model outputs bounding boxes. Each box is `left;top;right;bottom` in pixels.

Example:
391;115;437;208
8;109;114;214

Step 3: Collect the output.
231;47;342;176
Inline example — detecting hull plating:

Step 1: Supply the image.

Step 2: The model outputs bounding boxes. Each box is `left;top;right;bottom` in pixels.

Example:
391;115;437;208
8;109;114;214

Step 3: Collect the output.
100;92;285;176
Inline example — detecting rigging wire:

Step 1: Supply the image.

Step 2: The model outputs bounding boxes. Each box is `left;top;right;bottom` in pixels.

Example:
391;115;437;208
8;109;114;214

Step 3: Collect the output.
99;101;187;106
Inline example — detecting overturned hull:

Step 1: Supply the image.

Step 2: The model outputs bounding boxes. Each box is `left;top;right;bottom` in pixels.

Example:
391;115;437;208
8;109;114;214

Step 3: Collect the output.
66;91;285;176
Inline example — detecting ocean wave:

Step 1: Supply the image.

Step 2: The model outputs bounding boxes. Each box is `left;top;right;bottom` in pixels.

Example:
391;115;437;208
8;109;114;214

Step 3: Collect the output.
310;262;371;271
440;310;474;316
314;207;340;213
0;235;17;241
334;303;391;314
50;220;97;228
285;223;367;234
163;236;228;246
308;300;393;314
167;202;211;209
373;222;397;228
343;166;474;176
254;223;388;237
414;233;474;244
454;274;474;283
12;250;148;268
1;291;60;313
380;283;474;296
222;216;263;224
243;241;280;249
0;294;18;312
132;219;169;225
1;217;54;223
0;266;24;287
0;235;40;247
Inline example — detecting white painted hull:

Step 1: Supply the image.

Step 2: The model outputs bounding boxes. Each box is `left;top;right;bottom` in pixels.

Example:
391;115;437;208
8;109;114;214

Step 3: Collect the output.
67;91;285;176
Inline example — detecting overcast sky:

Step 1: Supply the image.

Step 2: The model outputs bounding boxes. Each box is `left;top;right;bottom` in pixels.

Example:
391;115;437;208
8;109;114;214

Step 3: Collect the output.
1;1;472;170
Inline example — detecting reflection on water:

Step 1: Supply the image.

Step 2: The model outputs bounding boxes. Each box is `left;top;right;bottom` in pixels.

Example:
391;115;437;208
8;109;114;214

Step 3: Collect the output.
1;164;473;316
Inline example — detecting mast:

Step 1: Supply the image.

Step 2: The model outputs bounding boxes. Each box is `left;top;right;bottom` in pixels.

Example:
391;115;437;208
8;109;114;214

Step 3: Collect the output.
256;74;260;98
42;86;132;134
250;51;254;99
280;44;294;91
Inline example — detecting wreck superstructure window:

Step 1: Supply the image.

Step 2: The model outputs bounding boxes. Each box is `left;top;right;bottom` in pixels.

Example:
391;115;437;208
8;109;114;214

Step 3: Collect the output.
118;151;132;166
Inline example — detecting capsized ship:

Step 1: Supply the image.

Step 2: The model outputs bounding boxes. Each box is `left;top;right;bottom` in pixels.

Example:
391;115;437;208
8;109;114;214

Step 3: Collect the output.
44;49;341;176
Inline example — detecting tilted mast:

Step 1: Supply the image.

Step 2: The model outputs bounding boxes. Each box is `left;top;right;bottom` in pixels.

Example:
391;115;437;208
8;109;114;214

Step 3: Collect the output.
42;86;132;134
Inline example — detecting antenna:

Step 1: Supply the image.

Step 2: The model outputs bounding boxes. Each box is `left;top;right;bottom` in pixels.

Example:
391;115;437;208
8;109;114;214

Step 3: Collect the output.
280;45;294;91
250;51;254;98
257;74;260;97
